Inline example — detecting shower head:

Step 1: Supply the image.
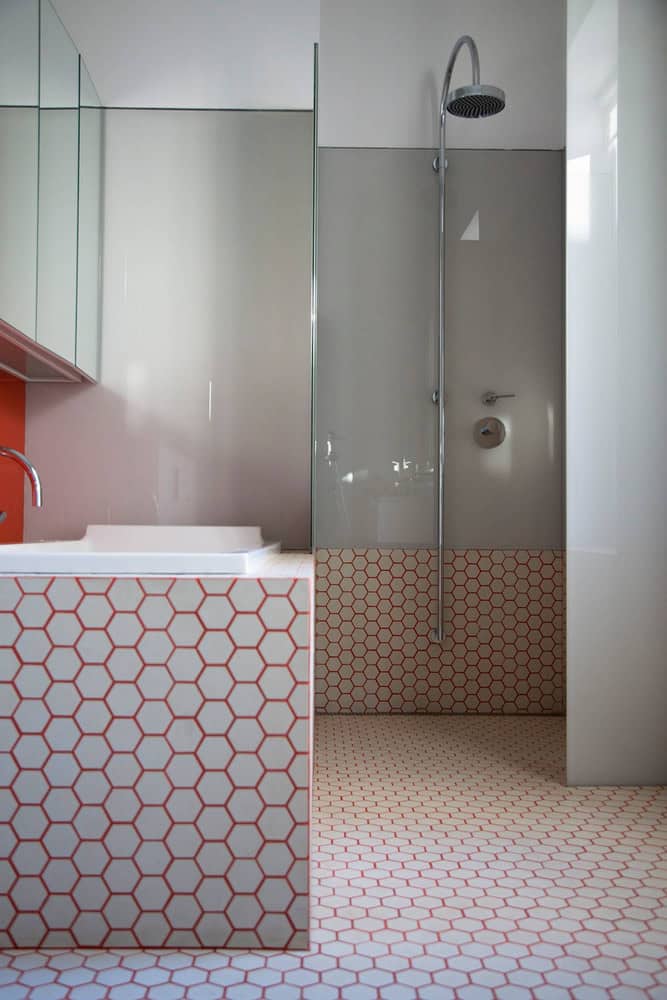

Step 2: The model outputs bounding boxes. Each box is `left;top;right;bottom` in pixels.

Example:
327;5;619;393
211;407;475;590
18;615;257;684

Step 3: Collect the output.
445;83;506;119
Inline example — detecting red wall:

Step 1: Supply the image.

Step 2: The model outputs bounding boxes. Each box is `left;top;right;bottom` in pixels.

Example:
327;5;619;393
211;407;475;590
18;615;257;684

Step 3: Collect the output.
0;375;26;543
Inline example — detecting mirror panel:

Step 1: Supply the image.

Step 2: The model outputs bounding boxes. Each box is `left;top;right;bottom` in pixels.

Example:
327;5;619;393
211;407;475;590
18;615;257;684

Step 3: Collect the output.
76;61;103;377
0;109;38;339
0;0;39;106
36;109;79;361
39;0;79;109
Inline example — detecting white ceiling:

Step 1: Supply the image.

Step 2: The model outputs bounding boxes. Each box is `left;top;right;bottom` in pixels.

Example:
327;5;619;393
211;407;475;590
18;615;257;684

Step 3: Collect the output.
52;0;319;109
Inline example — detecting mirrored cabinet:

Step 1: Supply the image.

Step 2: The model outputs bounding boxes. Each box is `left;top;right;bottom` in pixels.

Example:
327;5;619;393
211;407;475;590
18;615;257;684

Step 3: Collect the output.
0;0;102;382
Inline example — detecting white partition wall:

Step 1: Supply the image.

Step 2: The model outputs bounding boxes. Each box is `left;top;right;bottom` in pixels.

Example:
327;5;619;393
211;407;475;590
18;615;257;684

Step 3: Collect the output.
566;0;667;784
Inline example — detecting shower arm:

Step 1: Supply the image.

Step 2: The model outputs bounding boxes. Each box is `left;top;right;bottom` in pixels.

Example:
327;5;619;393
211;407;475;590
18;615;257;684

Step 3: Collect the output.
440;35;480;117
434;35;479;643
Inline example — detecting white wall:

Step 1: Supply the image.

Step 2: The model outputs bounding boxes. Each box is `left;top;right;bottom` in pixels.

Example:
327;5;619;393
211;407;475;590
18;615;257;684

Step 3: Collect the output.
566;0;667;784
319;0;565;148
52;0;319;109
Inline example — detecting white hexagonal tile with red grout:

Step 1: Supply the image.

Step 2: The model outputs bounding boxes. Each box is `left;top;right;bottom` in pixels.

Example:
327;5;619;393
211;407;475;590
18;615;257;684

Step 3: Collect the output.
315;548;564;714
0;575;310;949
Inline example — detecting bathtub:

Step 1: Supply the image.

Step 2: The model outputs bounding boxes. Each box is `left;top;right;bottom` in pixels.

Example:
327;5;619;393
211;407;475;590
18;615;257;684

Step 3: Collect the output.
0;524;280;575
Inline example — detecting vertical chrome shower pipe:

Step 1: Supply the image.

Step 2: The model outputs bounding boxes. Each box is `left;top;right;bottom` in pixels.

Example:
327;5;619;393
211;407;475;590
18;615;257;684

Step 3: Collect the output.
435;36;480;641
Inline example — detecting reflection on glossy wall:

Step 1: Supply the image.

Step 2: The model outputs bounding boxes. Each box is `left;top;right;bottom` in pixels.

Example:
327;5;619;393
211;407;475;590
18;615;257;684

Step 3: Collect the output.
316;148;563;550
25;110;313;549
566;0;667;784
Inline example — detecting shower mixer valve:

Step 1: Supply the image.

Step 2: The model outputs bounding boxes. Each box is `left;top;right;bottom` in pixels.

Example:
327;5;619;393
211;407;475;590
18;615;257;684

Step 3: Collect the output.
481;390;516;406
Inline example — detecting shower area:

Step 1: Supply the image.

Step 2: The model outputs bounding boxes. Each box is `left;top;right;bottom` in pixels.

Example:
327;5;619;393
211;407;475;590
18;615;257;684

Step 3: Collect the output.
313;40;564;716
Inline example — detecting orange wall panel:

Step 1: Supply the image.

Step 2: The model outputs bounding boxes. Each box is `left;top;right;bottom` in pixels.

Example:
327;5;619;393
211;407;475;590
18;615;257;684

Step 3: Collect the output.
0;375;26;543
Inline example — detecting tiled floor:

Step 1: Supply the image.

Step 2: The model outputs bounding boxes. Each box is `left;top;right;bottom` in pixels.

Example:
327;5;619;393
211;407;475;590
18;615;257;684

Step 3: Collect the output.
2;716;666;998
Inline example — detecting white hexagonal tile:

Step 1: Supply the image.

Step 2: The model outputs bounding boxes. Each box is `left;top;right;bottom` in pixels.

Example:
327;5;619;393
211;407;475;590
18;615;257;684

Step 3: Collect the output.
78;595;114;629
73;875;110;910
166;753;202;788
138;631;174;665
227;789;262;823
74;770;110;805
13;734;50;769
166;788;201;823
13;700;49;734
45;681;81;717
12;769;48;804
225;894;262;929
105;788;141;823
228;753;264;787
0;718;19;751
137;702;172;735
104;893;140;929
257;805;295;840
258;632;296;665
135;772;171;805
134;808;171;845
0;686;18;719
75;665;112;699
138;596;173;630
196;735;233;771
165;824;202;859
167;682;203;716
135;875;171;911
227;718;263;752
227;683;264;718
103;858;140;893
42;859;77;893
226;649;265;683
136;735;171;770
104;823;141;860
45;647;81;681
226;823;263;859
47;578;83;611
8;912;46;945
168;580;204;613
132;912;170;945
75;701;112;735
196;665;233;700
195;805;232;841
168;614;204;648
165;858;200;893
105;683;142;717
226;858;262;893
198;595;234;630
259;666;295;700
43;787;78;822
289;581;309;613
136;665;172;700
258;702;295;736
259;597;295;630
105;717;141;751
196;842;233;877
11;804;48;839
16;630;52;663
257;736;294;771
229;581;265;613
44;718;80;753
289;614;309;648
106;613;143;647
71;911;108;944
16;594;51;628
11;841;48;875
47;613;83;646
258;772;295;806
166;717;202;753
196;772;233;807
107;648;142;682
257;876;295;913
257;842;294;877
196;702;233;738
167;648;203;682
108;579;143;612
229;615;264;648
104;752;141;788
43;821;77;856
197;631;234;665
76;630;112;665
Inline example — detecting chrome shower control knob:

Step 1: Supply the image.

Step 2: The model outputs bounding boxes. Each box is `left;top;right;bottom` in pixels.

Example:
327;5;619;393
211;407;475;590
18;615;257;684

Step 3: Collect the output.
474;417;506;448
481;390;516;406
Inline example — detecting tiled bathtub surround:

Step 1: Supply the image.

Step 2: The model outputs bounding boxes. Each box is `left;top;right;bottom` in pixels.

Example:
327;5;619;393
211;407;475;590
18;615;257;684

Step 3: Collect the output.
0;575;310;949
315;549;563;714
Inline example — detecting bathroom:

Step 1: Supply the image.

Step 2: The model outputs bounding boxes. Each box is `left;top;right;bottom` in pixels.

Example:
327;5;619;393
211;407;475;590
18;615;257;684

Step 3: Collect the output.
0;0;665;994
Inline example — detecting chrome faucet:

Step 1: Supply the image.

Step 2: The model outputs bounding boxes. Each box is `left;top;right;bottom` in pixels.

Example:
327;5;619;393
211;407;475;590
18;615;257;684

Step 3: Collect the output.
0;446;43;510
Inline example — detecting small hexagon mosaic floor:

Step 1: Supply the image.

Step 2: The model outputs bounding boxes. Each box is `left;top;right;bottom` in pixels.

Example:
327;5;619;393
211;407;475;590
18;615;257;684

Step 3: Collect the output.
2;715;666;998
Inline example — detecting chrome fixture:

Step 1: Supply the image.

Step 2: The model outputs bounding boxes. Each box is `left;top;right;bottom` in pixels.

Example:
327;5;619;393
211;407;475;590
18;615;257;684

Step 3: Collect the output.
0;446;43;509
474;417;506;449
434;36;506;641
481;390;516;406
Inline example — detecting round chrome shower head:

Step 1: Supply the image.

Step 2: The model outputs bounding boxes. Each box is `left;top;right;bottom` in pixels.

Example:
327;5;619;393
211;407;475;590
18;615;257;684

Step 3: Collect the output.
445;83;506;118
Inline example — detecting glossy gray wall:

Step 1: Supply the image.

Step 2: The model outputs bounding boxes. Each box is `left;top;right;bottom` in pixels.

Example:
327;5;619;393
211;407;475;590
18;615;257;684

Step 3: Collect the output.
315;147;563;550
26;110;313;548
